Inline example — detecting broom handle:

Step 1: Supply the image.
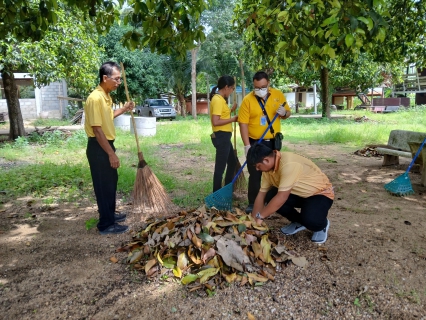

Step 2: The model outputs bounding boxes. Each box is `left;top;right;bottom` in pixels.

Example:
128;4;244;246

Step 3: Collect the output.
233;76;237;150
120;62;143;159
406;137;426;173
231;113;280;184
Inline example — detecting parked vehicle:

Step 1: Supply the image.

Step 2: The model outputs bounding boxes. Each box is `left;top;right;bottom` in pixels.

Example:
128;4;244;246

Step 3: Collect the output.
136;99;176;120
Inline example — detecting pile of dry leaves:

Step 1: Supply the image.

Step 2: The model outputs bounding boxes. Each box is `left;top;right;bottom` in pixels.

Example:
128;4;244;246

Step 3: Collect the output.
116;206;307;293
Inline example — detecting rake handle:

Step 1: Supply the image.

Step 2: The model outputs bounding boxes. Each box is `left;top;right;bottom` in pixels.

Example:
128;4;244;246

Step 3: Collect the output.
231;113;280;184
120;62;143;160
406;137;426;173
233;76;237;150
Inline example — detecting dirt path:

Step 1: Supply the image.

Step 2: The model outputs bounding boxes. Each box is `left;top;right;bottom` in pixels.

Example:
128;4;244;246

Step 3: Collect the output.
1;143;426;320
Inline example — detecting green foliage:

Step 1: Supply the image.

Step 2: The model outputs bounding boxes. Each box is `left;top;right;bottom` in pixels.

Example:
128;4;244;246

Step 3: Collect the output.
122;0;208;58
85;218;99;231
98;24;167;104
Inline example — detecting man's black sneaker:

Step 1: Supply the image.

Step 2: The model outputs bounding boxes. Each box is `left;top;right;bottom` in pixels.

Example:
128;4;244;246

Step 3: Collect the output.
280;222;306;235
99;223;129;235
114;212;127;222
245;204;254;214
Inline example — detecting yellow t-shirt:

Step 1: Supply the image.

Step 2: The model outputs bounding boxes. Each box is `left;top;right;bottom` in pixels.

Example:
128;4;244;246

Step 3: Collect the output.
260;152;334;200
84;86;116;140
238;87;290;140
210;94;232;132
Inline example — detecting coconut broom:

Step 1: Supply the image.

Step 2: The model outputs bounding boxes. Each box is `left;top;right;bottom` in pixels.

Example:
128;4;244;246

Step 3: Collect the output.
231;78;247;193
120;62;173;217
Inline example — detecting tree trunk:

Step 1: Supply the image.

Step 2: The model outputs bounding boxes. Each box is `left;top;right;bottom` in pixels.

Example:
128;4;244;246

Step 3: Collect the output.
239;59;246;97
177;93;186;117
320;67;331;118
2;69;25;140
191;48;198;120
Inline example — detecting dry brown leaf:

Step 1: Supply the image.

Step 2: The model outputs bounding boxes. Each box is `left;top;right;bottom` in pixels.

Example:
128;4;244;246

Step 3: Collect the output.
291;256;308;268
202;248;216;264
247;312;256;320
191;235;202;248
110;256;118;263
145;259;157;274
240;275;248;286
195;223;201;234
216;237;251;272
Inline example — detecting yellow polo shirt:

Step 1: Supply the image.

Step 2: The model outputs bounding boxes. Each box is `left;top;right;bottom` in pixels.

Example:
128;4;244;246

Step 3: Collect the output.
210;94;232;132
84;86;116;140
238;88;289;140
260;152;334;200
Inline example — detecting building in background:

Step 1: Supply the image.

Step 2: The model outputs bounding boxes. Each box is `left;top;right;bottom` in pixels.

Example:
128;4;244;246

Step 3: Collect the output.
0;73;67;120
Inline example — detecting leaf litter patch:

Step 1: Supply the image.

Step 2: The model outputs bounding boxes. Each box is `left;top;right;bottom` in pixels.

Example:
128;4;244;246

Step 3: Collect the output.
116;206;307;294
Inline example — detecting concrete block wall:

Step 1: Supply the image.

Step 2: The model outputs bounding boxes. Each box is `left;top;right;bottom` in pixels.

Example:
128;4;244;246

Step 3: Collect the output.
0;99;37;120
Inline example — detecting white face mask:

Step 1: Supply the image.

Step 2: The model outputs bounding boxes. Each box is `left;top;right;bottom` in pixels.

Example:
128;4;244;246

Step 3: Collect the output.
254;87;268;98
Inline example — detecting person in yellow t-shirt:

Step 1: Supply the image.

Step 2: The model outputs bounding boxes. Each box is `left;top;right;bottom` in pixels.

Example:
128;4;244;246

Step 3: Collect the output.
209;75;238;192
247;144;334;244
84;61;134;235
238;71;291;214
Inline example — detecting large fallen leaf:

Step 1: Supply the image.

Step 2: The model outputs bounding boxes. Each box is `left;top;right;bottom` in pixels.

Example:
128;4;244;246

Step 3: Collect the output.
260;235;276;267
202;248;216;264
199;232;215;243
291;256;308;268
197;267;219;284
177;252;189;270
247;312;256;320
173;266;182;278
246;273;269;282
145;259;157;274
216;237;251;272
129;251;144;264
181;274;199;285
223;273;237;283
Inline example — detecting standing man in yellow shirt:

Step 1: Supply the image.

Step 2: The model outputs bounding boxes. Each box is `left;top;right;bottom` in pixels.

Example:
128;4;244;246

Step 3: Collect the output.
238;71;291;213
84;61;134;235
209;75;238;192
248;144;334;244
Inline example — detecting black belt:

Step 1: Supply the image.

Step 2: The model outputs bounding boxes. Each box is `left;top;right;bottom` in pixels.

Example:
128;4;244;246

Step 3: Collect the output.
88;137;115;142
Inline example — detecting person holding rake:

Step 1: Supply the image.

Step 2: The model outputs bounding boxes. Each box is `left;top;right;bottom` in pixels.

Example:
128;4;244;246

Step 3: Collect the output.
209;75;239;192
247;144;334;244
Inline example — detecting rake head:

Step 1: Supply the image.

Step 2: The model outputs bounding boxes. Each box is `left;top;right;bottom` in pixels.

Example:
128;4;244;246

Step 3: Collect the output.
204;182;233;211
384;172;415;196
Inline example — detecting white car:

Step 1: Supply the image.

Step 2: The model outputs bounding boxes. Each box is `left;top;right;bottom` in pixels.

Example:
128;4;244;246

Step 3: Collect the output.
136;99;176;120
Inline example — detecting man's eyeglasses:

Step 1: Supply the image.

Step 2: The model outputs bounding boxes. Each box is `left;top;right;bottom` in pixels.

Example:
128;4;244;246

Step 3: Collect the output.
108;76;122;82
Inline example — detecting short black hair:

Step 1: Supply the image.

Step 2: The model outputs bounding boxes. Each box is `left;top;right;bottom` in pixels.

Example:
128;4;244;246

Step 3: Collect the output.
253;71;269;82
247;144;274;166
99;61;121;84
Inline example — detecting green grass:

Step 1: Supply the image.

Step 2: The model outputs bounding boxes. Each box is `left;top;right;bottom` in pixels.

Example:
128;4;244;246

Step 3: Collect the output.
1;107;425;208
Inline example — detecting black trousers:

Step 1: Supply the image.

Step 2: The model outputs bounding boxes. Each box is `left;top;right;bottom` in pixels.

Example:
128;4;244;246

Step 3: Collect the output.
211;131;237;192
247;138;275;204
276;191;333;231
86;138;118;231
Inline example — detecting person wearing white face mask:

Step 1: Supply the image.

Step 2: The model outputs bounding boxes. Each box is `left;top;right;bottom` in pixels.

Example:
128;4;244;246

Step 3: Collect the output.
238;71;291;214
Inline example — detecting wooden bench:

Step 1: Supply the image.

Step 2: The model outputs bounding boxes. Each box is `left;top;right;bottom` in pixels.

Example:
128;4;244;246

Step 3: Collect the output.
376;130;426;186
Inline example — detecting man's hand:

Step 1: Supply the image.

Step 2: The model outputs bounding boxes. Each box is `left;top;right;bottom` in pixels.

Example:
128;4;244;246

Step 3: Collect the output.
277;105;287;117
109;153;120;169
244;145;251;157
123;101;135;112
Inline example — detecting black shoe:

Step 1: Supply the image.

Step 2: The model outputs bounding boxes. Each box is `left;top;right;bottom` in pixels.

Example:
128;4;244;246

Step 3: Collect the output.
245;204;254;214
114;212;127;222
99;223;129;235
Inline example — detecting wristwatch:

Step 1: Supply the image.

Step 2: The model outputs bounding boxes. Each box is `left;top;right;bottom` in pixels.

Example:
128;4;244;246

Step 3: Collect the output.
255;212;264;220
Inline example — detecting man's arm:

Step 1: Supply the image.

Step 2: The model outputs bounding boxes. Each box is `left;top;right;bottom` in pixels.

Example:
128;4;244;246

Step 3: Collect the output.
239;123;250;146
251;189;291;225
92;126;120;169
113;101;135;118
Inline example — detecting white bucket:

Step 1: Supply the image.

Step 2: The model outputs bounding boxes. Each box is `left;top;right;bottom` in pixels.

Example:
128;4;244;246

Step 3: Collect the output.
114;114;131;131
39;111;49;119
130;116;156;137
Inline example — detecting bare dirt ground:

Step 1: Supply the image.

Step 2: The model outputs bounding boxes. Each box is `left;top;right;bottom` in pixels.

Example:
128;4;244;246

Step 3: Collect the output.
1;142;426;320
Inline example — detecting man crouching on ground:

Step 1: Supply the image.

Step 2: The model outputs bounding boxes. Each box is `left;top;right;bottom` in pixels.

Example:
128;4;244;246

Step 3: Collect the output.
247;144;334;244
